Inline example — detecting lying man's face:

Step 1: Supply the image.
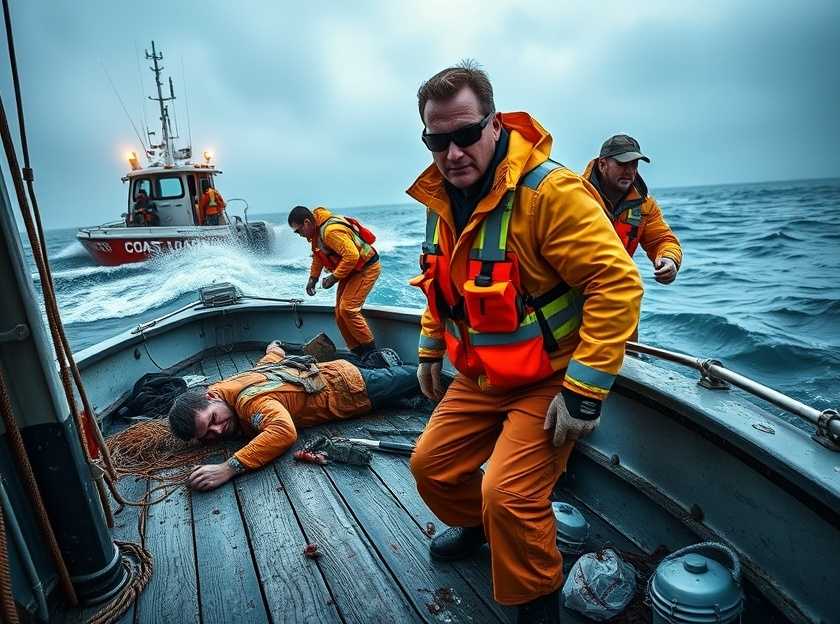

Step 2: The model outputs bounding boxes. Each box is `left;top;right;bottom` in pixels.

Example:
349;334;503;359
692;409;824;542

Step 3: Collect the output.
192;395;238;443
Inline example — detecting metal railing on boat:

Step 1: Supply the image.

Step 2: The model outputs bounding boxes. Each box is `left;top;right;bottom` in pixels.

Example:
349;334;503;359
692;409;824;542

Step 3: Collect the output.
626;341;840;451
130;287;303;335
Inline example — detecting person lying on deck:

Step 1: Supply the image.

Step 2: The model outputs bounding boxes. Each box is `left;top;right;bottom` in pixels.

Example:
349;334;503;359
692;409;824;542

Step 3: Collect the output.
167;342;420;491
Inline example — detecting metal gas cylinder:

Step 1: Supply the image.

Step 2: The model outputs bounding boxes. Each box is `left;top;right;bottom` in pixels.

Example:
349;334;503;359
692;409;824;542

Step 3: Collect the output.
551;502;589;555
648;542;744;624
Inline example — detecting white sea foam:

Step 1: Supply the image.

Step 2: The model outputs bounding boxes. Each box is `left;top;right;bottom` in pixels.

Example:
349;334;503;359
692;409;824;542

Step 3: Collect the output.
51;241;88;260
55;235;330;324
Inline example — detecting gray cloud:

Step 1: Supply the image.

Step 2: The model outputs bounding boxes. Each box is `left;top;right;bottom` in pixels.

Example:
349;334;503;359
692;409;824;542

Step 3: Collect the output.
1;0;837;229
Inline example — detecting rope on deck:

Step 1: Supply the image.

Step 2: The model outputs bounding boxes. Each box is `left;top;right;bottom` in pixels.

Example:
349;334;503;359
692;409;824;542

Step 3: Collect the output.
87;542;153;624
0;501;19;623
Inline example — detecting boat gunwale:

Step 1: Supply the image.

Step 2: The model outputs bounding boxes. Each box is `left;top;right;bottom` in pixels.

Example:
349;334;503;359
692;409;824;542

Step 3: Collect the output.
74;301;839;515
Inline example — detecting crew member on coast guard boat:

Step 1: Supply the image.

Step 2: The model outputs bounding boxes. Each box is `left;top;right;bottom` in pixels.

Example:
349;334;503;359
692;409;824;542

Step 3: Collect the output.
198;179;226;225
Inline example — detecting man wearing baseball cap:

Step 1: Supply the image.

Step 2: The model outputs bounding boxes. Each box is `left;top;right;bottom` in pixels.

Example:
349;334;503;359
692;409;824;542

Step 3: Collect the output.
583;134;682;284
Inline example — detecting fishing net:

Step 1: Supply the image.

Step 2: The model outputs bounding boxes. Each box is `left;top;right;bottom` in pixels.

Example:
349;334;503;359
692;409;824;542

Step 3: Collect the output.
105;419;230;505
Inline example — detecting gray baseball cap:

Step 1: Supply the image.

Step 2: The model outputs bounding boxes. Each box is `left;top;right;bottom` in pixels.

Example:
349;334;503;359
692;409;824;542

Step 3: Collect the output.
599;134;650;163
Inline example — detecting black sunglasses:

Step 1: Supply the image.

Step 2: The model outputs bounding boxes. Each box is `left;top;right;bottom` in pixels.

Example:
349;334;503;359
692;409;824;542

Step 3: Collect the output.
421;113;493;152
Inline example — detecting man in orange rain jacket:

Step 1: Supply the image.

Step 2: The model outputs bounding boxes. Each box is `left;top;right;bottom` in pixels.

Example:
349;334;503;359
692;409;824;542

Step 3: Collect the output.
406;61;642;622
198;179;226;226
168;342;419;491
583;134;683;284
288;205;382;356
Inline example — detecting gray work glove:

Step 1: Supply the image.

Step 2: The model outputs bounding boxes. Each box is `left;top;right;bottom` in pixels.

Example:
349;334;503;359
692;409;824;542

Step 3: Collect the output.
544;389;602;447
653;257;679;284
417;360;445;402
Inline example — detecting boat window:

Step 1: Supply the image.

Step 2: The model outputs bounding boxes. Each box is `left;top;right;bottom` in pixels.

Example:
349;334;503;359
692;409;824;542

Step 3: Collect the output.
156;175;185;200
187;175;197;201
133;178;152;198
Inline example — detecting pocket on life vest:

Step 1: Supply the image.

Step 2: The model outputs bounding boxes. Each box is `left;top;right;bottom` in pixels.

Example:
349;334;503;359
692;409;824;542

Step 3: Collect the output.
472;335;554;389
463;279;522;333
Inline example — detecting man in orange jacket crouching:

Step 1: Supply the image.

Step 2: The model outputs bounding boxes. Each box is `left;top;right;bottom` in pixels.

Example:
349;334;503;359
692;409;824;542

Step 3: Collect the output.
407;61;642;623
289;206;381;356
168;342;418;491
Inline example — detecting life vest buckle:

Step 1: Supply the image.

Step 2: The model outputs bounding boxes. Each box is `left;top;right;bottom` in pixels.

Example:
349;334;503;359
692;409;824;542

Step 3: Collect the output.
473;274;492;287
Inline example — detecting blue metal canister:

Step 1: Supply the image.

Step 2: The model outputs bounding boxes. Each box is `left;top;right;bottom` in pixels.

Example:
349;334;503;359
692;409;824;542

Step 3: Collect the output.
648;542;744;623
551;502;590;555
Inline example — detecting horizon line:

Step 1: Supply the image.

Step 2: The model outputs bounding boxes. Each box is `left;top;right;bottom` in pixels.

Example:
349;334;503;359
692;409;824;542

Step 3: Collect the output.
37;175;840;231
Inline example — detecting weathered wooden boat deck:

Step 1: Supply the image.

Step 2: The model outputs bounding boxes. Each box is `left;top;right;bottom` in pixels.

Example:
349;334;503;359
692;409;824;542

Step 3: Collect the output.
58;348;641;624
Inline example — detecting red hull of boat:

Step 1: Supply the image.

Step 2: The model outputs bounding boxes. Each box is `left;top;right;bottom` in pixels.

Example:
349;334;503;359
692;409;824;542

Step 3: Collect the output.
78;235;227;266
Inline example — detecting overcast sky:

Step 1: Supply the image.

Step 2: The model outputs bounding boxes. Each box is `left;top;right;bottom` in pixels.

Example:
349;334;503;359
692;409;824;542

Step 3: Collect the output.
1;0;838;229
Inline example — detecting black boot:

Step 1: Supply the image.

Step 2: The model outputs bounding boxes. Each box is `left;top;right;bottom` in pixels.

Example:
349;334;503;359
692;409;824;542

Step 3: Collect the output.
351;341;376;358
516;588;561;624
429;526;486;561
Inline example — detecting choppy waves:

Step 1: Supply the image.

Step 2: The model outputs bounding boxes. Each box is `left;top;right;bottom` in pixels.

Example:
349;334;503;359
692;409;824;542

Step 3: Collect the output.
30;182;840;416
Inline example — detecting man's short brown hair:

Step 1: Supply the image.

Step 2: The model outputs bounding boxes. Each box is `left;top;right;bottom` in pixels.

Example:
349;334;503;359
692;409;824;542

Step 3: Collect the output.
168;388;209;440
417;59;495;122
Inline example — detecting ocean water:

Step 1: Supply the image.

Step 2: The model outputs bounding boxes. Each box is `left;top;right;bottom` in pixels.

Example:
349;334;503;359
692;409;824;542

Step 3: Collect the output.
23;177;840;424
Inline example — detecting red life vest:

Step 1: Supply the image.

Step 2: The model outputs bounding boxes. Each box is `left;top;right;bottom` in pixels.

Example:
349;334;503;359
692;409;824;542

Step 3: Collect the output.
412;160;583;389
610;199;644;256
313;216;378;273
205;188;223;215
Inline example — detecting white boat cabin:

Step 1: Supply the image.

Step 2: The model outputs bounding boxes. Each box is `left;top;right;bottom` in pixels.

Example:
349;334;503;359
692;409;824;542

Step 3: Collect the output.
123;165;226;227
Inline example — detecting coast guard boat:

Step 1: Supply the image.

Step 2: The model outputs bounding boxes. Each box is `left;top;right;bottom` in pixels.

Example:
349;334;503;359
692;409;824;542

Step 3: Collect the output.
76;42;273;266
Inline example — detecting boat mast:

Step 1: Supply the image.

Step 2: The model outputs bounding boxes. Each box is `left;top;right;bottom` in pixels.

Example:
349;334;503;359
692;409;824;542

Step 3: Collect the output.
145;41;176;166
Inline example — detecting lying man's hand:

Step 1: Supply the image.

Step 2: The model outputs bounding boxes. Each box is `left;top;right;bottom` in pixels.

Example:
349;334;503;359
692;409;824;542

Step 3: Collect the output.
305;277;318;296
543;390;601;447
417;360;445;402
188;462;236;491
321;274;338;289
653;257;678;284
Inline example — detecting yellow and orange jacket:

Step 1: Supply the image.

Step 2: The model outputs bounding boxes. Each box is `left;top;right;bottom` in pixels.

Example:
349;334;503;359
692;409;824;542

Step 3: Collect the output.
583;160;682;267
308;207;378;280
198;188;226;219
208;352;371;470
407;112;643;401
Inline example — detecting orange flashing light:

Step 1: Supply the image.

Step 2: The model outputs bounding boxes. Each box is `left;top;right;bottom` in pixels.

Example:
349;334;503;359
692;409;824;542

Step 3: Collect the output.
127;151;141;170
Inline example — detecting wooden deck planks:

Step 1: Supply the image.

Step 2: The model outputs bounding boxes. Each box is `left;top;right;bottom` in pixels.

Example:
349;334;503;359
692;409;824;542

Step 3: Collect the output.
273;434;419;623
137;475;199;624
336;412;514;623
215;352;239;380
314;431;504;623
110;475;149;624
200;355;224;383
229;350;254;374
191;453;269;624
234;463;341;624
